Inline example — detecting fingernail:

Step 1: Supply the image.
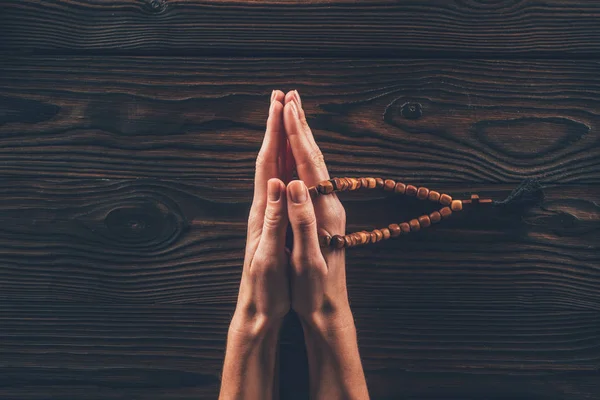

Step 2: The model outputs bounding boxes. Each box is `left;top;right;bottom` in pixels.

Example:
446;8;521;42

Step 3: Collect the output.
294;90;302;108
268;179;281;202
290;100;299;118
289;180;307;204
270;90;276;103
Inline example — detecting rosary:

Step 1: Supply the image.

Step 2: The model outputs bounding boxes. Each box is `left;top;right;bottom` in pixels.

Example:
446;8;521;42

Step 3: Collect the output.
306;177;544;249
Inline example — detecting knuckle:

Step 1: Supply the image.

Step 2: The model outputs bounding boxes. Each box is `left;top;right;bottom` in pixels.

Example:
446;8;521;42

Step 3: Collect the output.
299;111;311;129
248;203;264;227
307;147;327;169
292;209;317;231
263;206;284;229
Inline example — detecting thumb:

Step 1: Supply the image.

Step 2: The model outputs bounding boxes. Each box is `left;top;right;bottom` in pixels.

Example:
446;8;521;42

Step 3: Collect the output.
257;178;289;257
286;180;322;264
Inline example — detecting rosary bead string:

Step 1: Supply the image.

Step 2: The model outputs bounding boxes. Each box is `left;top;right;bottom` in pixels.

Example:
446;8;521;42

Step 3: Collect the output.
306;177;496;249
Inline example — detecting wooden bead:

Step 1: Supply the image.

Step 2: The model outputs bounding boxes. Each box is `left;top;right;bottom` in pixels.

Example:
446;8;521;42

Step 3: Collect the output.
359;178;369;190
331;235;345;248
308;186;319;199
366;177;377;189
344;235;353;247
355;178;362;190
388;223;401;237
384;179;396;191
440;194;452;205
399;222;411;234
428;191;440;202
451;200;463;211
429;211;442;224
409;218;421;231
317;180;334;194
369;231;377;243
374;229;383;242
319;234;332;247
394;182;406;194
418;215;431;228
358;231;369;244
417;187;429;200
349;178;359;191
332;178;342;191
352;232;361;245
343;178;352;190
341;178;349;191
375;178;384;189
348;233;356;247
440;207;452;219
382;228;391;239
343;178;351;190
405;185;418;196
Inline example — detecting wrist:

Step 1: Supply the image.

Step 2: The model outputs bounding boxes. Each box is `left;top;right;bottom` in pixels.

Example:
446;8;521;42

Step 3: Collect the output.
299;302;356;339
228;306;284;344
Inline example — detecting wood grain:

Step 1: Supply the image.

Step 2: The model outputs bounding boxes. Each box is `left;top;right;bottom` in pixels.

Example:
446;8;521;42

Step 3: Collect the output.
1;57;599;183
1;302;599;399
0;178;597;311
2;1;600;57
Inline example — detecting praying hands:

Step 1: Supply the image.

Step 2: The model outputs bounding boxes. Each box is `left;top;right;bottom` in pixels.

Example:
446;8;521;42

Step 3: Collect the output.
218;90;369;400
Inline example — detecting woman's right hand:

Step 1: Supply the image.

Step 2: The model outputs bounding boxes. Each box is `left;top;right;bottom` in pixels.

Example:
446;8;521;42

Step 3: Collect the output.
283;90;369;400
282;90;352;329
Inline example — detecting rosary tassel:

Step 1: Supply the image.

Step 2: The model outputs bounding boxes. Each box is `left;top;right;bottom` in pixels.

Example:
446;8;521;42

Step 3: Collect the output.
492;178;544;210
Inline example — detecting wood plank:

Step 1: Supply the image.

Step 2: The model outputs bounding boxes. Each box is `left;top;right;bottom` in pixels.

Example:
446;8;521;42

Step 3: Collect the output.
2;1;600;57
0;178;597;310
0;302;598;399
1;57;599;183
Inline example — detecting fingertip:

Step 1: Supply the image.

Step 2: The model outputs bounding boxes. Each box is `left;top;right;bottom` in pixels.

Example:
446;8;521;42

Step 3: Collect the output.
284;90;296;104
286;179;304;194
268;177;285;190
283;101;300;124
267;178;286;204
283;100;295;114
270;99;284;114
273;90;286;103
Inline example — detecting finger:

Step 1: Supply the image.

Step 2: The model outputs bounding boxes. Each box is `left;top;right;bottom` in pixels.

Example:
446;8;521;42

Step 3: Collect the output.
252;93;285;216
254;178;289;263
285;140;296;183
278;124;287;184
283;91;330;188
286;180;324;265
273;90;287;183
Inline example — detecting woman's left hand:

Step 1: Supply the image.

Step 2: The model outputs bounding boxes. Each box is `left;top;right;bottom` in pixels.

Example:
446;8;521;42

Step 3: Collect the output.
230;90;295;334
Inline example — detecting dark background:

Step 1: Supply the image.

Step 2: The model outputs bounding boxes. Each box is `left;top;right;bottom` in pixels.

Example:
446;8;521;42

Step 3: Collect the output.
1;1;599;399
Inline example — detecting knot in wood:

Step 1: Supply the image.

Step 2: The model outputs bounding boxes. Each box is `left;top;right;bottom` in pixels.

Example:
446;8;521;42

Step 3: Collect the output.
401;102;422;120
146;0;167;14
104;200;186;249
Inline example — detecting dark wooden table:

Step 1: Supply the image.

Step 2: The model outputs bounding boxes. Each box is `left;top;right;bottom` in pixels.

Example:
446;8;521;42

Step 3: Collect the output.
1;1;599;399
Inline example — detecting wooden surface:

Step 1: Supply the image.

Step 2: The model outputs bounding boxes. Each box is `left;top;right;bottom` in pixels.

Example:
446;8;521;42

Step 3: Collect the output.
1;1;600;399
1;57;599;183
2;0;600;57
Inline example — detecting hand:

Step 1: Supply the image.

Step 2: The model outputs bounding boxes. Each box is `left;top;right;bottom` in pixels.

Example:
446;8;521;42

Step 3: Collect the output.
282;90;350;327
283;90;369;399
232;90;294;334
219;90;294;400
